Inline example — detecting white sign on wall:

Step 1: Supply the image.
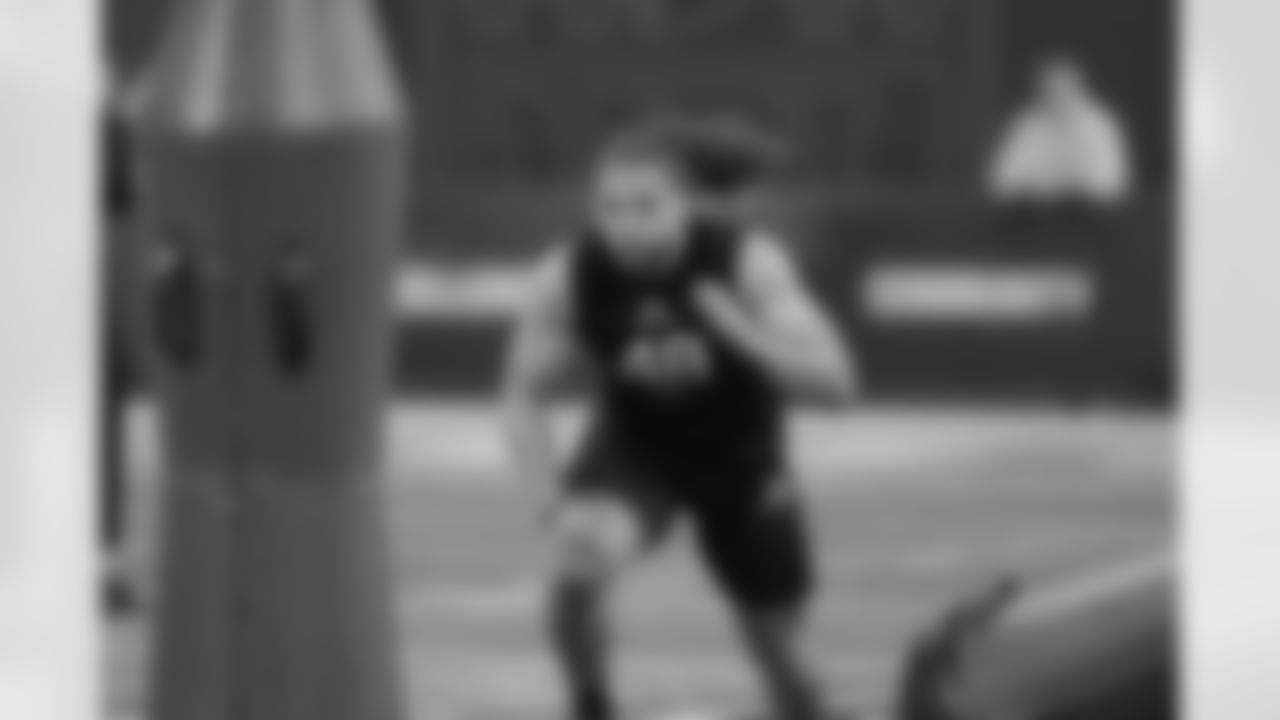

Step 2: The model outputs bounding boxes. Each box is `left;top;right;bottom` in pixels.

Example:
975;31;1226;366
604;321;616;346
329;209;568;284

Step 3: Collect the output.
862;263;1094;323
394;263;531;320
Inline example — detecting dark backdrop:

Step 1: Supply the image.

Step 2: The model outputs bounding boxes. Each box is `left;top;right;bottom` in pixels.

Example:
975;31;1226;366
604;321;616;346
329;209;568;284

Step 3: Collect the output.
105;0;1174;403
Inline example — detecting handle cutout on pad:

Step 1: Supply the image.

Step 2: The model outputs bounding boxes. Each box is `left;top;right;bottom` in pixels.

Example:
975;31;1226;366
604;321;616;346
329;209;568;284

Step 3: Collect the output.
149;239;203;371
268;244;314;376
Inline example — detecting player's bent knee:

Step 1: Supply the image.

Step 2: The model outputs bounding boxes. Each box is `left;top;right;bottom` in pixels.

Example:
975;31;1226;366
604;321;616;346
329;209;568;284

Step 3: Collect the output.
552;533;634;584
550;499;647;583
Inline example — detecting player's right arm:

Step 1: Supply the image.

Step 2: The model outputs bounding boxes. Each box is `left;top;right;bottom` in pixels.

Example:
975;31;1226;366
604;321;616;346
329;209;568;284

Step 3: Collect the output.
500;248;578;494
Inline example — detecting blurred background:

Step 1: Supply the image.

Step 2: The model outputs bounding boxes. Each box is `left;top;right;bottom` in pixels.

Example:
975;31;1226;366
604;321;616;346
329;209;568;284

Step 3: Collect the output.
104;0;1174;406
101;1;1175;718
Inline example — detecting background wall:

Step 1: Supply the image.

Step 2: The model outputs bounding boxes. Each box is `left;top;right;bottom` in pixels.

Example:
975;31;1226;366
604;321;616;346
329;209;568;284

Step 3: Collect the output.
105;0;1175;404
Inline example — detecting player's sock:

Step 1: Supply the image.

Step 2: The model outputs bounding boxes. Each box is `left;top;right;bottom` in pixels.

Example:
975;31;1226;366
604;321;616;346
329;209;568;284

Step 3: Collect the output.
551;581;616;720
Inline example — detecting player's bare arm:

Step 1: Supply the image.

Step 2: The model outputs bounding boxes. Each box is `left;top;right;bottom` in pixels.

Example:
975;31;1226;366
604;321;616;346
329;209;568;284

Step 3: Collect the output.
501;248;578;492
692;235;856;404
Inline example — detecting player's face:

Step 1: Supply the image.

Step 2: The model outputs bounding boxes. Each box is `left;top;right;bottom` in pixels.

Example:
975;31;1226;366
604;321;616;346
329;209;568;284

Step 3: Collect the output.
1038;61;1085;114
590;157;694;261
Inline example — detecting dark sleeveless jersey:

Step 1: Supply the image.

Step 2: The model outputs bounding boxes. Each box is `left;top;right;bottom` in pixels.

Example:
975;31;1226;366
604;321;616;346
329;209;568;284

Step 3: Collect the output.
569;220;785;476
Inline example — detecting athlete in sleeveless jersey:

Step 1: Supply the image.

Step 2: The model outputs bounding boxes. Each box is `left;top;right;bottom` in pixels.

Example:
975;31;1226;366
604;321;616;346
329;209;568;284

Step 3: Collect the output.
503;118;857;720
571;217;783;481
567;218;812;608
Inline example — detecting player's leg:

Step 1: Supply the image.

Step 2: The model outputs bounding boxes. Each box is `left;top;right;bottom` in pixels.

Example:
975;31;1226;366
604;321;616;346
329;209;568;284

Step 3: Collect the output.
100;322;136;612
100;357;123;550
693;476;832;720
735;603;828;720
547;450;677;720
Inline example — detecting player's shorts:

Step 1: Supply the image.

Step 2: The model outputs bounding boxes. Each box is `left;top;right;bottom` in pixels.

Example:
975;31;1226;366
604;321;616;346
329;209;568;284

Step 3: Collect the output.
563;425;814;612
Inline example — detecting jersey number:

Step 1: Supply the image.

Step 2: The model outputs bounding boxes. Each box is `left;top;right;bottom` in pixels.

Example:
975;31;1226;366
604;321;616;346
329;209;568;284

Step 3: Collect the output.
620;330;713;392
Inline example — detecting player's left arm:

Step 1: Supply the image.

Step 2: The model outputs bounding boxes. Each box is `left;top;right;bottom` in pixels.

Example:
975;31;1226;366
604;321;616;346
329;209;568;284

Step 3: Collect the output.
693;234;857;405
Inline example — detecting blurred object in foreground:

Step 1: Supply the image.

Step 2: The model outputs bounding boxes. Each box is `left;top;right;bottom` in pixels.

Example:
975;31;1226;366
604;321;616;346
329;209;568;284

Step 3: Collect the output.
126;0;409;717
900;553;1175;720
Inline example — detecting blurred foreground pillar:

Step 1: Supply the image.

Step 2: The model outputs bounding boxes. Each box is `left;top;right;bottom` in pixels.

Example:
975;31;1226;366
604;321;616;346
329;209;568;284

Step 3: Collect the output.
124;0;409;718
899;553;1176;720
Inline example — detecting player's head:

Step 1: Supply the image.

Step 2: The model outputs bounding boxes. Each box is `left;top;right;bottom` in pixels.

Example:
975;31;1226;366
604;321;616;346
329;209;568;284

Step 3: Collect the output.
590;129;694;260
589;114;783;260
1036;56;1090;113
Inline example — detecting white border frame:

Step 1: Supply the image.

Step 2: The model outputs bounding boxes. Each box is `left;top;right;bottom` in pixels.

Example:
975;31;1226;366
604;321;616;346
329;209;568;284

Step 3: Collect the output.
0;1;98;718
1;0;1279;718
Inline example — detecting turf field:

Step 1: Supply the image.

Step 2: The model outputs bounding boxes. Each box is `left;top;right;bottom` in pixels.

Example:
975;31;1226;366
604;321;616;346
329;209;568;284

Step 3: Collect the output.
104;403;1173;720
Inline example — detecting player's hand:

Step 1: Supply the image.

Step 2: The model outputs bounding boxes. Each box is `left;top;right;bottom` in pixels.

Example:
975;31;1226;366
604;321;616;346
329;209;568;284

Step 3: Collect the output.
692;280;742;324
534;484;571;527
692;281;759;346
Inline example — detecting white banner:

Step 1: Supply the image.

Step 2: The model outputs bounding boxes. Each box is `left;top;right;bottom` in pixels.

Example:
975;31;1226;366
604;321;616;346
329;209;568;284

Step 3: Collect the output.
862;263;1094;323
394;262;531;320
